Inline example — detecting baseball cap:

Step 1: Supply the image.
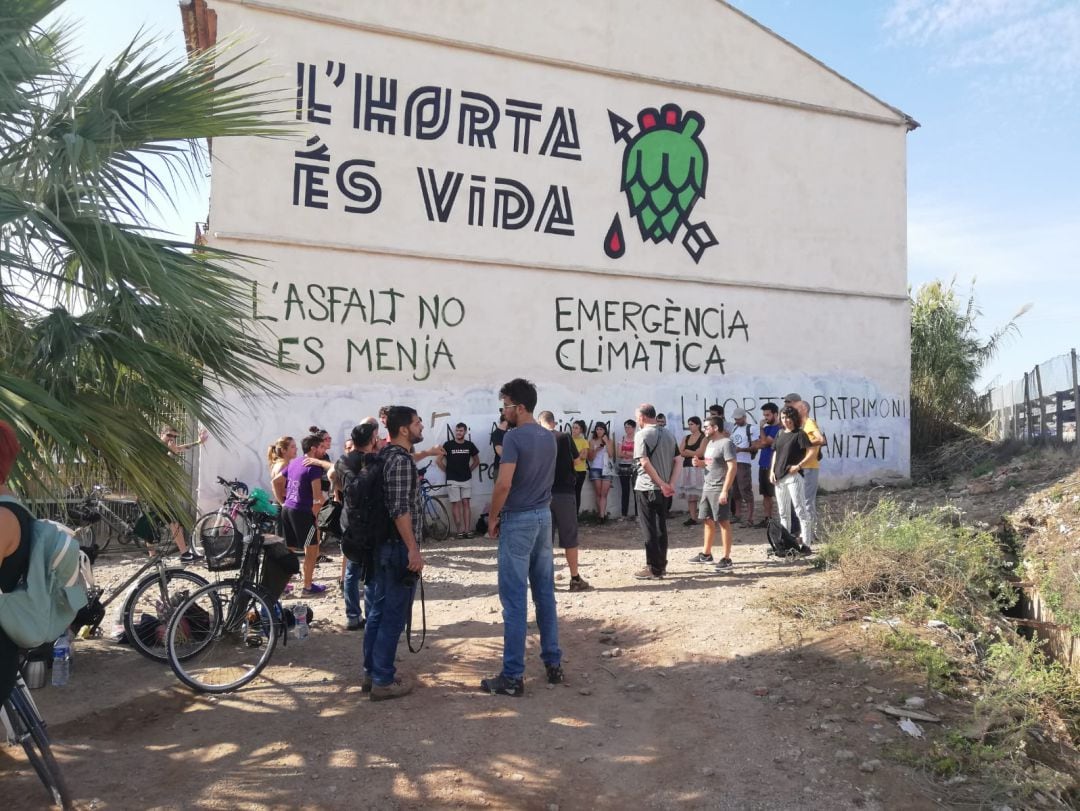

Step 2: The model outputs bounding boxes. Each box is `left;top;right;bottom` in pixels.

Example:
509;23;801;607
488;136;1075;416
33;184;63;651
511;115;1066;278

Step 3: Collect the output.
783;392;802;403
733;408;748;420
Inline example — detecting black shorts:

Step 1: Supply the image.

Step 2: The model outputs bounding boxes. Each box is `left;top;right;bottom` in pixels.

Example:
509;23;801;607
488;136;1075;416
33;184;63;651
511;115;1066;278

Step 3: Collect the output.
282;507;318;550
758;467;775;498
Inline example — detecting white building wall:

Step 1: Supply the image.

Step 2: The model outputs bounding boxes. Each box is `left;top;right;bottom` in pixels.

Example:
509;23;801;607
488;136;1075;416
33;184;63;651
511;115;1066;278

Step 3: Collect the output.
197;0;912;510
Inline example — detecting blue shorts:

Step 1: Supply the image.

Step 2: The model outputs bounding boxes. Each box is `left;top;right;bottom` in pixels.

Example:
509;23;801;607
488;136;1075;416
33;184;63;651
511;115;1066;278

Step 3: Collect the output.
588;468;612;482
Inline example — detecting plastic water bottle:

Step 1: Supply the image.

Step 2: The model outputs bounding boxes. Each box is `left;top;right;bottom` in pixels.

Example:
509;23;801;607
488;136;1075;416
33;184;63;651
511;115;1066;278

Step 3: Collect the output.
293;605;309;641
51;634;70;687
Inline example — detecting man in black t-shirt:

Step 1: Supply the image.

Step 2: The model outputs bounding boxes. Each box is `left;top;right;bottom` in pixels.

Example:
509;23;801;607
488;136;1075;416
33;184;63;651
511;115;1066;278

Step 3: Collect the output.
438;423;480;538
490;410;508;478
539;411;591;592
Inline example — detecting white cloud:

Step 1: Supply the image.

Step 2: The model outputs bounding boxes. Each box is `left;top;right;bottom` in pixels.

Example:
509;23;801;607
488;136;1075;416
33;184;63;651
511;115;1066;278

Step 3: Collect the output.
884;0;1080;94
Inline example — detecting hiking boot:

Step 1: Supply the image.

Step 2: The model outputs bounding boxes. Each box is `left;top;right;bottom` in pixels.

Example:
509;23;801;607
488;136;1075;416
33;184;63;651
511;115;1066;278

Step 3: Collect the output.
545;664;565;685
370;676;413;701
688;552;714;564
568;576;592;592
480;673;524;697
633;567;661;580
361;673;373;693
715;557;733;570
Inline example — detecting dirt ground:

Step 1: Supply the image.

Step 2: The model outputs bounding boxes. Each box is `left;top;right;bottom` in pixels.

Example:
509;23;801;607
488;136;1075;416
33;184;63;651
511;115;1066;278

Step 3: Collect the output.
5;464;1073;810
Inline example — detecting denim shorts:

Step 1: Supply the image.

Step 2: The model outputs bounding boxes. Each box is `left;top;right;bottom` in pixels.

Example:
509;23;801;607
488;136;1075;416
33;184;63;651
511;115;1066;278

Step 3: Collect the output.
588;468;612;482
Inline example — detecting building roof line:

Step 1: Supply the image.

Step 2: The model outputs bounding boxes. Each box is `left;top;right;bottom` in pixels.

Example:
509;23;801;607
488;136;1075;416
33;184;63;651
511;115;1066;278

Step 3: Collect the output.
199;0;916;131
719;0;919;131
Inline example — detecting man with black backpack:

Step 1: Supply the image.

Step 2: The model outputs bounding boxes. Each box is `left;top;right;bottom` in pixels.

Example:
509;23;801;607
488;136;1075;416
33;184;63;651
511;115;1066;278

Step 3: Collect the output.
333;421;379;631
353;406;425;702
729;408;759;527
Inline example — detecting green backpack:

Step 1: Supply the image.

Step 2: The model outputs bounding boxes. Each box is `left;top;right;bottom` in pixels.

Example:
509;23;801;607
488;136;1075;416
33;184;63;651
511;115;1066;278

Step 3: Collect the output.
0;495;91;649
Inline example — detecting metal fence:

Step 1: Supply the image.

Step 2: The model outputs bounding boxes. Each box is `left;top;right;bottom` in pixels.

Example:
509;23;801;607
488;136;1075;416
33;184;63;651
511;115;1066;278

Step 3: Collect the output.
984;348;1079;443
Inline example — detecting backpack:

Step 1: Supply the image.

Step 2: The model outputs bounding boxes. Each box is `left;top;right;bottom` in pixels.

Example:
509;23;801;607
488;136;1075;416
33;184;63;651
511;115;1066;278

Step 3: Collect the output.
0;496;92;649
340;450;397;582
765;517;803;557
744;425;758;460
316;498;343;539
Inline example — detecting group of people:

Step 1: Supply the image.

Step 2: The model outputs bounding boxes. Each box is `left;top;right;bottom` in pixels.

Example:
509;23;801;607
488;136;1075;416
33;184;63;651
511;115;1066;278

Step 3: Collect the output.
632;393;826;579
251;389;826;700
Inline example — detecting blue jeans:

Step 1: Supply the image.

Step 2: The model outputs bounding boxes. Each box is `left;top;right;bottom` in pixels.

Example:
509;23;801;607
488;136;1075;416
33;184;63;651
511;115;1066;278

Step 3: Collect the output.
497;507;561;680
362;542;415;686
343;560;370;622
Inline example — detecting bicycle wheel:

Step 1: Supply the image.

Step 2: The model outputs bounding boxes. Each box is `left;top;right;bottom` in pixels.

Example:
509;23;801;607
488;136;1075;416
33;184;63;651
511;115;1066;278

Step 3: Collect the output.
166;581;279;693
121;568;211;662
423;495;451;541
191;511;239;562
4;685;74;810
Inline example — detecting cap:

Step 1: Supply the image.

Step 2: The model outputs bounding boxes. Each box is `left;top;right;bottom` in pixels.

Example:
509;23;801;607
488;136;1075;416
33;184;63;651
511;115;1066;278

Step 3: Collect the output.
733;408;748;420
783;392;802;403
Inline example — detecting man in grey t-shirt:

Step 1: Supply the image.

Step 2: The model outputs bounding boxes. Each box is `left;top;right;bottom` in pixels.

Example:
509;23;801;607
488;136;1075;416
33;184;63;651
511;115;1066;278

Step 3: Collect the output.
689;416;738;570
632;403;679;579
481;378;562;698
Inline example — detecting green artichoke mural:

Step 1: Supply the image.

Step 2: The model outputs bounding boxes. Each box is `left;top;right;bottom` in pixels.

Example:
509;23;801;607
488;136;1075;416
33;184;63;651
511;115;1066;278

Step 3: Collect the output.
605;104;718;264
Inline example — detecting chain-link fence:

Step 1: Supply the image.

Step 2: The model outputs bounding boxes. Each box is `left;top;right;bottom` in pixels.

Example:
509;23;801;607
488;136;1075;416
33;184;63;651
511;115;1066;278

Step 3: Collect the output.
984;348;1078;443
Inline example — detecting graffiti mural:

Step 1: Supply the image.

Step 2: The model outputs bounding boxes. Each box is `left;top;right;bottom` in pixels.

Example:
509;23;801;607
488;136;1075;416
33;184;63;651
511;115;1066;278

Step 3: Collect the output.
606;105;719;264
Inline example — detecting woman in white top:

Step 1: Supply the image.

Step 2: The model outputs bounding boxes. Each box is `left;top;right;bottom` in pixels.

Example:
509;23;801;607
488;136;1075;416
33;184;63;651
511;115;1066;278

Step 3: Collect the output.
587;421;615;523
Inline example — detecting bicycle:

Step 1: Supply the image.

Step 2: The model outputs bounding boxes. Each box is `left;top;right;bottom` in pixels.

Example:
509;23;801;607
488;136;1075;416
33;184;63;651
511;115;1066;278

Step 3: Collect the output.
188;476;250;554
64;484;172;552
165;499;289;693
417;464;452;541
2;656;74;809
73;532;210;663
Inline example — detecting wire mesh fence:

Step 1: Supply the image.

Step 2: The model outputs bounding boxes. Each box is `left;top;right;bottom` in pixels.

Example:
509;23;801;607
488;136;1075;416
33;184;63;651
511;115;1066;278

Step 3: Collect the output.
983;348;1079;443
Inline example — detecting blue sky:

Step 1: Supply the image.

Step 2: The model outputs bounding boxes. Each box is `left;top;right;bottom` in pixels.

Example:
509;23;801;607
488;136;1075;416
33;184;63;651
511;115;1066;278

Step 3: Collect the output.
53;0;1078;391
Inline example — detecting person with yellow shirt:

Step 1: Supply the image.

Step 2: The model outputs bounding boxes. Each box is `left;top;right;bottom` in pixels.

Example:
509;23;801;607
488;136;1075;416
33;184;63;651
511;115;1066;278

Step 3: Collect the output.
784;393;826;527
571;420;590;513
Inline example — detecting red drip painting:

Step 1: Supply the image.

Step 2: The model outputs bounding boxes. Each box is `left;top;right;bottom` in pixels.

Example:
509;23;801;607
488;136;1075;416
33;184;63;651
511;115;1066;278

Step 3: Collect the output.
603;214;626;259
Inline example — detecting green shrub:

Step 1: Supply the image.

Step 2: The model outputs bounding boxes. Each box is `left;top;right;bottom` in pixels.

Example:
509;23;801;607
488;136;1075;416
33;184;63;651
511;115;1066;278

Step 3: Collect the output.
818;499;1013;623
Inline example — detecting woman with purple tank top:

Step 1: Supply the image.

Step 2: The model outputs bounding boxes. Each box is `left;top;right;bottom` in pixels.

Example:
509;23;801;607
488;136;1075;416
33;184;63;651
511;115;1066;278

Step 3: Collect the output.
282;433;328;594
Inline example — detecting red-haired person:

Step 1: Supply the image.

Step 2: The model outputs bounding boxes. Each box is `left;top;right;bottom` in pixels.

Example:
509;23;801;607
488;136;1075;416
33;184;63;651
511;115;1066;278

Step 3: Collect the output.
0;421;30;705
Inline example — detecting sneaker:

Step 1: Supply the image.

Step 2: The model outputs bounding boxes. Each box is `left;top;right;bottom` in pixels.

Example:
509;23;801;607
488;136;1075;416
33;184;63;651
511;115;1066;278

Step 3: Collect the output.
346;616;364;631
682;517;697;527
301;583;328;595
688;552;714;564
370;676;413;701
715;557;733;570
798;544;813;556
480;673;524;697
317;554;333;564
361;673;373;693
750;519;768;529
179;550;203;563
457;532;469;540
568;576;592;592
633;567;661;580
545;664;565;685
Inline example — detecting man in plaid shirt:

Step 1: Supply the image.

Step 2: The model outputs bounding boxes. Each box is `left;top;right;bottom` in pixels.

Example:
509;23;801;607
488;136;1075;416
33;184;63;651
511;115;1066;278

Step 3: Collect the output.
363;405;425;701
